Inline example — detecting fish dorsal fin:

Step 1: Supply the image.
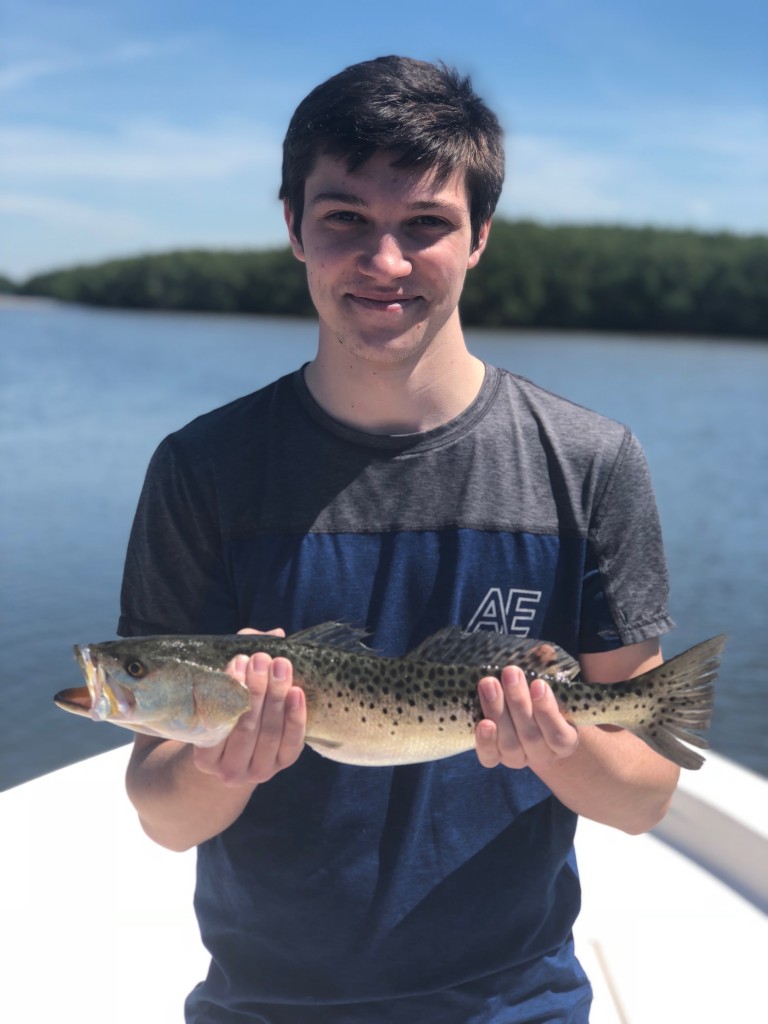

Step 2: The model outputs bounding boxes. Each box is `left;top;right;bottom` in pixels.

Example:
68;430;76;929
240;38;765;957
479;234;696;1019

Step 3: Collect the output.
406;628;581;679
289;622;373;654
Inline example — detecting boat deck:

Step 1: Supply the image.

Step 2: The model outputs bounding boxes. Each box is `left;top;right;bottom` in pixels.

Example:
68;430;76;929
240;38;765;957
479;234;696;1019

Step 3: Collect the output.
2;747;765;1023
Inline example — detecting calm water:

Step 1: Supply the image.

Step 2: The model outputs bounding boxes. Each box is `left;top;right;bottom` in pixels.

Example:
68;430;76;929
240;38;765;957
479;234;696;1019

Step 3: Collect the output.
1;300;766;788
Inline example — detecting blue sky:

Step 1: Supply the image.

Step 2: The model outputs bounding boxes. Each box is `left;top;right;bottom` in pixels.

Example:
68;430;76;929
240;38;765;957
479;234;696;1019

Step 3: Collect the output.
2;0;766;280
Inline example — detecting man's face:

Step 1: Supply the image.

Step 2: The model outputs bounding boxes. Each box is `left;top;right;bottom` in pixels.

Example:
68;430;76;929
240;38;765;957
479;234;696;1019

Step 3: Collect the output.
285;151;489;369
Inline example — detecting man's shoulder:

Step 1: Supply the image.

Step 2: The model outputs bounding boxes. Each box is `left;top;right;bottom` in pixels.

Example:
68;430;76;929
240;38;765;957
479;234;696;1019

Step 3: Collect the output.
492;367;630;454
168;371;298;450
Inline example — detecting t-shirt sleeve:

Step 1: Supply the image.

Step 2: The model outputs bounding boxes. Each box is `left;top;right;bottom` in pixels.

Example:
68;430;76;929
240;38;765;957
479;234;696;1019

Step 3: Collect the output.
117;434;234;636
580;429;675;651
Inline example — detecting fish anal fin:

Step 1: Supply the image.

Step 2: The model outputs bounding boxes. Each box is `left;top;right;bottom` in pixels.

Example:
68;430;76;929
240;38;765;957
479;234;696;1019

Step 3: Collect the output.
628;725;708;771
305;734;344;750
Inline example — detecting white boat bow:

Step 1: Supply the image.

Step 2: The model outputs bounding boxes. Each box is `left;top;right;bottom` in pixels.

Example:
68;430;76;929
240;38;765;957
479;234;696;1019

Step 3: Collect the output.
2;747;765;1023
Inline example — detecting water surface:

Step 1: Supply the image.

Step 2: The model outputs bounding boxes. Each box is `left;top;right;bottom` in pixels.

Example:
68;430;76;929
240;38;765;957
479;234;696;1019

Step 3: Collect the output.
1;301;765;787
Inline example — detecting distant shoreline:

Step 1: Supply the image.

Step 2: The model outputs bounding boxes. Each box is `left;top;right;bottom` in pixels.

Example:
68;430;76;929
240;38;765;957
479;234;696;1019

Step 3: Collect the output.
8;221;767;339
0;294;58;309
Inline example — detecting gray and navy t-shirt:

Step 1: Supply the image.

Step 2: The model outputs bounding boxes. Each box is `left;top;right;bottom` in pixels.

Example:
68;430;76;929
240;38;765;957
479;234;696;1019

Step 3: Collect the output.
119;364;673;1023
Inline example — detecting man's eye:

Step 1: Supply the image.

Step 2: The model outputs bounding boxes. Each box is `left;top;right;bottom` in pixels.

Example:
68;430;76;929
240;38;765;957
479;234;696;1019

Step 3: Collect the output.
327;211;362;223
412;216;450;228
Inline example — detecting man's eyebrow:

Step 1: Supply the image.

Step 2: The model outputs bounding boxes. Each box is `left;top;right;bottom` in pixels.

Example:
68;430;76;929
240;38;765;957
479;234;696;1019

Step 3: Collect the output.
409;199;466;215
309;191;368;208
309;192;465;215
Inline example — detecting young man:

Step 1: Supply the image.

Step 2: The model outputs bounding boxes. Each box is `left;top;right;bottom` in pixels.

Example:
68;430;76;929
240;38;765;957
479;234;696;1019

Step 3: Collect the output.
122;56;679;1023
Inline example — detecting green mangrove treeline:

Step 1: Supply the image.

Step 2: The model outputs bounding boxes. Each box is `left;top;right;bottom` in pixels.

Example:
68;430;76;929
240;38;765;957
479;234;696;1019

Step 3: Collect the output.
15;221;768;337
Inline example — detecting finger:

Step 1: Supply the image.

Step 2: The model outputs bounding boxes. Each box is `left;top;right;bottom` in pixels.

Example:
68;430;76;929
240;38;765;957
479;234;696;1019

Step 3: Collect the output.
529;679;580;758
237;627;286;636
205;653;273;784
192;653;251;775
475;717;501;768
246;656;294;775
275;686;307;769
494;667;534;767
500;666;538;750
476;676;526;769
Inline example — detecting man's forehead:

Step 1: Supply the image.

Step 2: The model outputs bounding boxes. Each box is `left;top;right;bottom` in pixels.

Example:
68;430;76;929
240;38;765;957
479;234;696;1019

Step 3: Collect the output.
305;151;470;207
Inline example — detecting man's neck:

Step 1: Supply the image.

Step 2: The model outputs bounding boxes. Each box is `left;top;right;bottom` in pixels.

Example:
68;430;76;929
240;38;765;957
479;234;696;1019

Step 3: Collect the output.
303;341;486;435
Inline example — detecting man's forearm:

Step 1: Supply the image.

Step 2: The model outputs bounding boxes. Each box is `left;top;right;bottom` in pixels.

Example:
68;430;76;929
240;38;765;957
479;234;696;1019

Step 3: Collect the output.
125;651;306;851
534;725;680;834
126;736;257;852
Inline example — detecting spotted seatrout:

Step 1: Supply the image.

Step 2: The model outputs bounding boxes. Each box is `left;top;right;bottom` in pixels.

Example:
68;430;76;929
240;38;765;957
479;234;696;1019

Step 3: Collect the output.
54;623;724;770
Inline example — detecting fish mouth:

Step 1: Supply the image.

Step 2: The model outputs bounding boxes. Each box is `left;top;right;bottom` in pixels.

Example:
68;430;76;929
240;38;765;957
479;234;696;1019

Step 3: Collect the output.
55;645;136;722
53;685;94;716
54;646;102;719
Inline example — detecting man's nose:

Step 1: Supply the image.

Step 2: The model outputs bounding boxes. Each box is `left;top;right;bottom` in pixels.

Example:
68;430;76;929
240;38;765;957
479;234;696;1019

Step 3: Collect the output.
358;233;412;279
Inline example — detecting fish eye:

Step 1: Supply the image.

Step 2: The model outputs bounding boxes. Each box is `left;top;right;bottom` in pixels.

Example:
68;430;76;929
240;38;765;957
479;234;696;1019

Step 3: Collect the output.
124;659;147;679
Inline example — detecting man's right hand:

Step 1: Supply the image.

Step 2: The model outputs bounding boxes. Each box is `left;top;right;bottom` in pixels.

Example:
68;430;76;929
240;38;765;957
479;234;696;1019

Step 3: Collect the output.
193;628;307;787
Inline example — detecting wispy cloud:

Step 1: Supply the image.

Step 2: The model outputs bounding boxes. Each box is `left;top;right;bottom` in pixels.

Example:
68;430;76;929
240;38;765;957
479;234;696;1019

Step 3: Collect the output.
0;121;281;181
499;105;768;233
0;193;150;234
0;36;194;95
501;135;628;222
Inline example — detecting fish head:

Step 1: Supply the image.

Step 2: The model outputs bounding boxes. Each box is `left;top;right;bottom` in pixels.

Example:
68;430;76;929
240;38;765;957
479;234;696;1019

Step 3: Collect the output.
55;637;250;746
55;644;141;725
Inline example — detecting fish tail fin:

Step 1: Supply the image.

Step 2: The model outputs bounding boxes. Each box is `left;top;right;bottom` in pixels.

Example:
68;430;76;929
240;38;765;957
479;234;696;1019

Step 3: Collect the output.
627;635;725;770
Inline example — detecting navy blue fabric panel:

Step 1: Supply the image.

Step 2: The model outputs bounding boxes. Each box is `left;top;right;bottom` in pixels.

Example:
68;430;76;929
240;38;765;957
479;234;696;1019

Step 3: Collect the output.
200;528;610;657
191;750;580;1011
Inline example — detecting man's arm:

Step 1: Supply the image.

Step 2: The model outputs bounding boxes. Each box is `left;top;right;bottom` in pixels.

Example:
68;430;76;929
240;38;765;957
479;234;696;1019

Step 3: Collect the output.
475;638;680;835
125;646;306;852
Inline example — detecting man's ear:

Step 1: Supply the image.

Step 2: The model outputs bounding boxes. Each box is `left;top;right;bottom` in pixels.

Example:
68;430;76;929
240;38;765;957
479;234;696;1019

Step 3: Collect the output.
284;200;305;263
467;220;492;269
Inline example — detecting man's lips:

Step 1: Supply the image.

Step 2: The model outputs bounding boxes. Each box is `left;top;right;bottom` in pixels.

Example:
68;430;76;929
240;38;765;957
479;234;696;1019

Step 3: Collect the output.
346;293;423;311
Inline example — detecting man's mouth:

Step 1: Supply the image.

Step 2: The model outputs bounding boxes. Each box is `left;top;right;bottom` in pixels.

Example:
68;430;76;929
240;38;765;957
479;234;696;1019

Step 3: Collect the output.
347;293;422;312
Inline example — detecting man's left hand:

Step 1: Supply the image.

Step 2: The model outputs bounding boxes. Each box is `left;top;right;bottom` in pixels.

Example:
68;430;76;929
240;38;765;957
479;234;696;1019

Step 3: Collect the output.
475;667;580;770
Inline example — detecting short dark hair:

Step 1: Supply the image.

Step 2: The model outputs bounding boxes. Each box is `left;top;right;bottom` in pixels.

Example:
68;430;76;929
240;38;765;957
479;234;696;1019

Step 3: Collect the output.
280;55;505;251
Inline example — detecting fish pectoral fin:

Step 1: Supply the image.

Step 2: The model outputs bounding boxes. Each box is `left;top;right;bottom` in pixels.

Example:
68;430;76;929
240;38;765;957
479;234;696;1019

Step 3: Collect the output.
305;734;344;750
